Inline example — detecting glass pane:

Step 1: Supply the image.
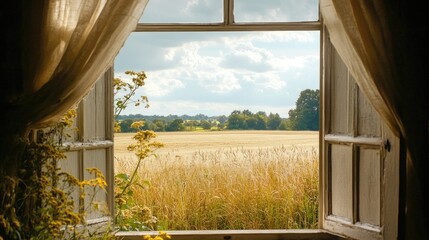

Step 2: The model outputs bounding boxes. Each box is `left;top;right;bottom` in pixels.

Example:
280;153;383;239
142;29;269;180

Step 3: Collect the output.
234;0;319;22
139;0;223;23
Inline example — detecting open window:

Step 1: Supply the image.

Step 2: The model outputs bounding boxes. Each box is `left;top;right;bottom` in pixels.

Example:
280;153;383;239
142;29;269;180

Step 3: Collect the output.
115;1;325;239
58;1;400;239
61;69;115;226
320;29;399;240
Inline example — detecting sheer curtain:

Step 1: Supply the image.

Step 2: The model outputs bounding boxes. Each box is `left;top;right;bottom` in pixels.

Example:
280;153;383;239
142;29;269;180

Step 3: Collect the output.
16;0;148;131
320;0;427;238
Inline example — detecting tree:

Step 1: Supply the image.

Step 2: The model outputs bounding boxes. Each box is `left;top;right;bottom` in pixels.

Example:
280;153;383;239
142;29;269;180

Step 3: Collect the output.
152;119;166;132
200;120;212;130
267;113;282;130
166;119;185;131
119;119;134;132
242;109;253;117
288;89;319;130
184;120;197;130
278;119;289;130
254;112;268;130
227;111;247;129
245;116;258;129
216;115;228;130
216;115;228;125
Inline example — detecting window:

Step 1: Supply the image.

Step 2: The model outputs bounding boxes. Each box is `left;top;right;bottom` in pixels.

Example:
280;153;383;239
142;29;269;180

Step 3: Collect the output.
110;1;399;239
321;32;399;240
114;1;325;239
135;0;320;32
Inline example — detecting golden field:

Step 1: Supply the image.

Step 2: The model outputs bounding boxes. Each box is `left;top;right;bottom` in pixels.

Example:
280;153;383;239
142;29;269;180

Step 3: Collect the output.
114;130;319;230
114;130;319;160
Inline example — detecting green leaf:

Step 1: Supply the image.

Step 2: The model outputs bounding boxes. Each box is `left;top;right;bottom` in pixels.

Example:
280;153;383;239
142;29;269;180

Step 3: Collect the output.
115;173;129;180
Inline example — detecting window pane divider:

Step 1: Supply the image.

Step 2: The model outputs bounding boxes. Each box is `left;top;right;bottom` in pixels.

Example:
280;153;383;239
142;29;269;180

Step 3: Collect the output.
324;134;382;146
61;140;114;151
135;21;321;32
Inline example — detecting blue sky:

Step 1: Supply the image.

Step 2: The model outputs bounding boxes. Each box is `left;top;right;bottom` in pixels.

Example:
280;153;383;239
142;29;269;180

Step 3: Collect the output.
114;0;320;118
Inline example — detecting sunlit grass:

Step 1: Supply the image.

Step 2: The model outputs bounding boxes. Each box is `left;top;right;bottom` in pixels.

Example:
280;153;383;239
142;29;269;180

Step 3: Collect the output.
115;145;318;230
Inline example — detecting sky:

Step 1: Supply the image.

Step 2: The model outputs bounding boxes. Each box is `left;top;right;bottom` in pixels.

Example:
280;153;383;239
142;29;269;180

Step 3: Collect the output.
114;0;320;118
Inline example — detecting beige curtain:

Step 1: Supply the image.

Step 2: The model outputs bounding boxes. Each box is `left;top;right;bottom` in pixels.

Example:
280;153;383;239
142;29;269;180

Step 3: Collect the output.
320;0;427;238
17;0;148;130
321;0;402;136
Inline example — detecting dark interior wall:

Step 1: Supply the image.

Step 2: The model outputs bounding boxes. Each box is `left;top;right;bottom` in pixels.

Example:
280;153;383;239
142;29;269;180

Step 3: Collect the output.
384;1;428;239
0;1;24;174
0;1;22;107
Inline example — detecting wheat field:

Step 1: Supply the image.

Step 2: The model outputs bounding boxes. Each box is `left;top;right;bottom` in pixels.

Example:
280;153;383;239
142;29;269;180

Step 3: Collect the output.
114;130;319;230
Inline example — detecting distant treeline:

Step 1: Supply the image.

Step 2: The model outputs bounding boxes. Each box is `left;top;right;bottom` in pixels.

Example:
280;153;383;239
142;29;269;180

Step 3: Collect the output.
117;111;286;132
116;89;319;132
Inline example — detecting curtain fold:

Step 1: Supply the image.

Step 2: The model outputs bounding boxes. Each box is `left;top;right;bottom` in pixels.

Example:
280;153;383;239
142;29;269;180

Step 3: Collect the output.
321;0;428;238
321;0;402;137
18;0;148;130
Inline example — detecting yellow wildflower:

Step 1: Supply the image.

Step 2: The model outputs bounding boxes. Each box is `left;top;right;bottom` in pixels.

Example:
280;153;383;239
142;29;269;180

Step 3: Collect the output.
159;231;171;239
131;121;145;130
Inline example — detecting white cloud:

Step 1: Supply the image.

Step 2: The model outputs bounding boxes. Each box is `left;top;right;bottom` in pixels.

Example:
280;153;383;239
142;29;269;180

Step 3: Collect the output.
155;41;243;94
196;71;242;93
144;70;185;96
164;48;176;61
126;32;318;97
229;41;271;63
268;55;319;71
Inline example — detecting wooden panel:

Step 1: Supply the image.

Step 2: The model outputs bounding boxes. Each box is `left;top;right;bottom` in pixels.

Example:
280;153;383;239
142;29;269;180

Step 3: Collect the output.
329;144;353;221
81;75;107;141
82;86;96;141
323;32;399;240
358;146;381;226
60;151;81;212
330;50;353;135
95;77;106;139
357;88;381;137
83;149;108;219
60;68;114;224
381;123;400;240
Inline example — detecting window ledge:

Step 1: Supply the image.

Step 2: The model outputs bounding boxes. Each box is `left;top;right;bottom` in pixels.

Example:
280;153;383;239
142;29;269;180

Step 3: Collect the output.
116;229;345;240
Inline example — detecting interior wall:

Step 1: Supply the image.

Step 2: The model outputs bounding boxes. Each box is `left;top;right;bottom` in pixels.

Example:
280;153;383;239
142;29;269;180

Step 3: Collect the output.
383;1;428;239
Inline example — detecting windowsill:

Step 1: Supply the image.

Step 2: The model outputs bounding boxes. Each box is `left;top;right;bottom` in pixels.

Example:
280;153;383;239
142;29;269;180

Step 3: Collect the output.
116;229;345;240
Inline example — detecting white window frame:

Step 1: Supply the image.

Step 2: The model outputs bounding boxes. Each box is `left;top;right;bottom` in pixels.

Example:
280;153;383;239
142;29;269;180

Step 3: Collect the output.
136;0;320;32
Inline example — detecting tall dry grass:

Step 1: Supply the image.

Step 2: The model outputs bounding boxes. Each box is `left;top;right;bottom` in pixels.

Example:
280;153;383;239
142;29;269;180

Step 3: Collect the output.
115;145;319;230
